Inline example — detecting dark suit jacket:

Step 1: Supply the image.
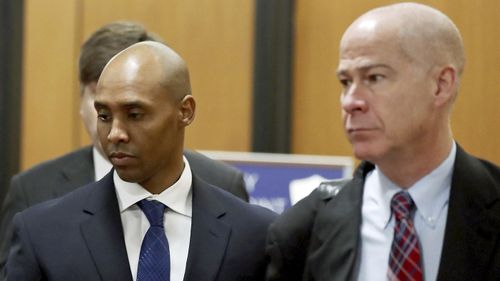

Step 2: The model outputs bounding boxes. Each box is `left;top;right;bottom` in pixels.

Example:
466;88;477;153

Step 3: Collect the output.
266;146;500;281
0;146;248;278
6;170;276;281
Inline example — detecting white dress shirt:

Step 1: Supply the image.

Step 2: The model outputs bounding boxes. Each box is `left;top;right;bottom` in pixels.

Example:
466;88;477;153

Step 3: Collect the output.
357;143;456;281
114;157;193;281
92;147;112;181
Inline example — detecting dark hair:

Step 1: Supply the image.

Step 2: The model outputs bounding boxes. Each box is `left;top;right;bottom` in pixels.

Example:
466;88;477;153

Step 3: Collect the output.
78;21;163;86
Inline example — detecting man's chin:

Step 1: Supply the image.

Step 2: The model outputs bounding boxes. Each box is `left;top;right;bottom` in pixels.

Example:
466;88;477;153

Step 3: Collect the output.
352;144;380;163
115;168;141;183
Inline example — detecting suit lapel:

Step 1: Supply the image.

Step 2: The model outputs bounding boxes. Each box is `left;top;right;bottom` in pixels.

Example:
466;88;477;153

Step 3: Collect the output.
308;162;370;281
80;171;133;281
183;176;231;281
437;146;500;280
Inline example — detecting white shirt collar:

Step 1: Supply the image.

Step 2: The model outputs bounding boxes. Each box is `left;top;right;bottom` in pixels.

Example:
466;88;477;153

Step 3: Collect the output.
366;142;456;228
92;146;113;181
114;156;193;217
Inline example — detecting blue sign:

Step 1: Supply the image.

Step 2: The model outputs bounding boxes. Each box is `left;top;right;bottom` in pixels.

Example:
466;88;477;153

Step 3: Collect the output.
202;151;353;213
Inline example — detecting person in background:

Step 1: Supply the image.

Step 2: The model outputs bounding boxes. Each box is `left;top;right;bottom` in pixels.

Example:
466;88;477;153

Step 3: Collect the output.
266;2;500;281
6;41;276;281
0;21;248;279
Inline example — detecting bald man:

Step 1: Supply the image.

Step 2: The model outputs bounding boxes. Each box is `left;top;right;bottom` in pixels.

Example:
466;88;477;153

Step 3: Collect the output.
6;42;277;281
0;22;249;280
266;3;500;281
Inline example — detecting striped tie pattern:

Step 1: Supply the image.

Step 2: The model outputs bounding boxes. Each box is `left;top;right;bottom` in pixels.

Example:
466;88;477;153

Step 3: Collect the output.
137;199;170;281
387;192;423;281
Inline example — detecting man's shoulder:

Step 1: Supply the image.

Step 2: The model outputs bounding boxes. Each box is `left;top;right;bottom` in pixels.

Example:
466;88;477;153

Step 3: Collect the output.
184;149;249;201
184;149;239;174
264;178;356;281
270;179;352;233
22;177;97;212
193;176;276;222
455;146;500;189
183;149;243;184
470;155;500;182
12;146;93;183
13;180;95;227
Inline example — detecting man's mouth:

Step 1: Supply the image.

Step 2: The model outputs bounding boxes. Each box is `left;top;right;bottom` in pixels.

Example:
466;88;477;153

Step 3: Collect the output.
109;152;135;166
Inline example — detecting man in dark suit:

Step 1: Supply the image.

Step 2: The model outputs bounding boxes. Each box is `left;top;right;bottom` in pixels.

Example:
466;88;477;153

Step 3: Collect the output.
266;3;500;281
6;41;276;280
0;22;248;279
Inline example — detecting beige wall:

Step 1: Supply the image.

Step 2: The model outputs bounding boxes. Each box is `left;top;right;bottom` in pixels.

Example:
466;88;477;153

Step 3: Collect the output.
22;0;81;168
292;0;500;164
21;0;499;170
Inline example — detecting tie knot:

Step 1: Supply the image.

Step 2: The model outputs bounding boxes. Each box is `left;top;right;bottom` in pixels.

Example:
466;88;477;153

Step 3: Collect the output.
390;191;415;220
137;199;166;227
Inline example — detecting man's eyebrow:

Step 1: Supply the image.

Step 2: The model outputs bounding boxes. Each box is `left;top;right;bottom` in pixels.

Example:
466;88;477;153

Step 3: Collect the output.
358;63;392;71
337;63;392;77
94;100;148;109
121;101;147;109
94;101;107;109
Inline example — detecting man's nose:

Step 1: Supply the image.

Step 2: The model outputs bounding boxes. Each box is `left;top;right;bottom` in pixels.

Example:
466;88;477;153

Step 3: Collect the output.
107;118;129;144
341;83;368;114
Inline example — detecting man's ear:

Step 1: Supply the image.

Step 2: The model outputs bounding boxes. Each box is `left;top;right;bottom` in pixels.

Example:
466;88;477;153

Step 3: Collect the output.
179;95;195;126
434;65;458;107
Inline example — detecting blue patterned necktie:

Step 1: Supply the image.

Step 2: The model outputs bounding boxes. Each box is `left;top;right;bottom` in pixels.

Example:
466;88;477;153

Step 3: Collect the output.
137;199;170;281
387;191;423;281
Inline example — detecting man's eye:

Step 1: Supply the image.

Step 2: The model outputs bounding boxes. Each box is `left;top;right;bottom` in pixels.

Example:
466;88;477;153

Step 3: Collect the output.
339;78;352;88
97;113;111;122
129;112;143;120
367;74;384;83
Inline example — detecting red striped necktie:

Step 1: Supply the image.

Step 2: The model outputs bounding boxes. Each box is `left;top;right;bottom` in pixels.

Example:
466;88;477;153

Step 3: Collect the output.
387;191;423;281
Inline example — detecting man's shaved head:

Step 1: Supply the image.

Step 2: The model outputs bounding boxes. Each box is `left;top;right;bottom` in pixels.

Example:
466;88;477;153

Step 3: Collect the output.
342;2;465;77
98;41;192;102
